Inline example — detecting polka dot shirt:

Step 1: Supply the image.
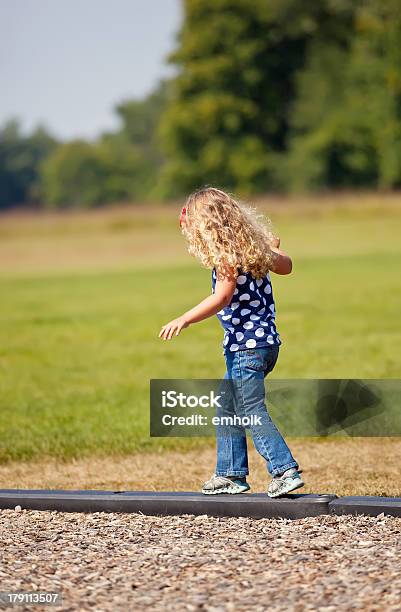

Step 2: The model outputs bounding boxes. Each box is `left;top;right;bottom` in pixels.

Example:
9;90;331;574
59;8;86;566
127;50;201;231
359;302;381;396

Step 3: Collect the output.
212;268;281;353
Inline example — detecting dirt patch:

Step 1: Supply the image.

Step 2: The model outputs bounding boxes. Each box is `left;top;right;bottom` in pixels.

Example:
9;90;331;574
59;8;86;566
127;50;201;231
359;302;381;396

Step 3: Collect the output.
0;438;400;497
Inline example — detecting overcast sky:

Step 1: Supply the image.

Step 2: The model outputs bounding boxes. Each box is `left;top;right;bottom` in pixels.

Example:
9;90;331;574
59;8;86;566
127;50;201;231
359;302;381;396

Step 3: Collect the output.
0;0;182;140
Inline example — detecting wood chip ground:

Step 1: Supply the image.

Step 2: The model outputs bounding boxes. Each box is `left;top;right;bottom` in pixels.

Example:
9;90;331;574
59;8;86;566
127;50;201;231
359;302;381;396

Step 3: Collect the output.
1;509;400;611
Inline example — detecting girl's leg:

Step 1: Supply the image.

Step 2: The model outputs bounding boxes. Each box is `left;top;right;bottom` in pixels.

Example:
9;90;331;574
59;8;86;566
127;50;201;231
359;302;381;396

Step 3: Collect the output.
234;346;299;477
215;356;249;478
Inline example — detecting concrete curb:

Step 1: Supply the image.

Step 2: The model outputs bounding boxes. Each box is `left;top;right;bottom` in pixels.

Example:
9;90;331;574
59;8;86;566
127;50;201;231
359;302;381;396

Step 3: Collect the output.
0;490;336;520
0;490;400;518
329;496;401;518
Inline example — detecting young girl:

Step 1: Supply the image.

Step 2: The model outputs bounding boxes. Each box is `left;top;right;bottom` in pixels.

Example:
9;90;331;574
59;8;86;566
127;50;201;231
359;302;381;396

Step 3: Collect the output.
159;187;304;497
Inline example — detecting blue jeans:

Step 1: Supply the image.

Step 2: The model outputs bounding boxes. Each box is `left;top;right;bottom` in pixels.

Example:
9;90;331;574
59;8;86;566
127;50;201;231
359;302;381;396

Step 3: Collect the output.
215;345;299;478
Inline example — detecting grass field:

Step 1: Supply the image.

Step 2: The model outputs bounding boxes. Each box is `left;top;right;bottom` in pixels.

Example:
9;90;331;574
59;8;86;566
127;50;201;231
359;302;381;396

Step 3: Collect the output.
0;194;400;478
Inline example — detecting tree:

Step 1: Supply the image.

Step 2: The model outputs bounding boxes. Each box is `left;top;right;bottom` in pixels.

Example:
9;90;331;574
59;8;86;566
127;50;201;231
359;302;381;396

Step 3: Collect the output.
40;82;170;207
158;0;358;196
40;140;107;208
0;120;57;209
110;80;170;199
283;0;401;190
96;132;157;202
115;80;170;154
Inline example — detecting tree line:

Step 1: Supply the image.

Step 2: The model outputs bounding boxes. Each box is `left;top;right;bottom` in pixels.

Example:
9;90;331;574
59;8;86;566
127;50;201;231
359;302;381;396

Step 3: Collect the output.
1;0;400;209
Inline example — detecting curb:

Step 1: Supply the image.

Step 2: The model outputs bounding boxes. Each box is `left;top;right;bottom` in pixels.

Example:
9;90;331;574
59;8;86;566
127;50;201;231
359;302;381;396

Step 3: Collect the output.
329;496;401;518
0;490;335;520
0;489;401;518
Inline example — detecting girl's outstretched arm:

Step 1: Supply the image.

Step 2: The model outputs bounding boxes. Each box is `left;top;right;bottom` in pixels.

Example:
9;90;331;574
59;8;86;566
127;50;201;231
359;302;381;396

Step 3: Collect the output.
158;267;236;341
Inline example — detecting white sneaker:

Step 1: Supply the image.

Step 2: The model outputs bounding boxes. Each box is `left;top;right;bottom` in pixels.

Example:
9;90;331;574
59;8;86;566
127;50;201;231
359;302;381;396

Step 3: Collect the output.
267;468;304;498
202;474;250;495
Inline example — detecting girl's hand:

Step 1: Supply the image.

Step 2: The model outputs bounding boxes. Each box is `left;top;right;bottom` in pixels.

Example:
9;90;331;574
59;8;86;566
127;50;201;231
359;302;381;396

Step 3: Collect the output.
159;316;189;340
159;266;236;341
270;234;280;248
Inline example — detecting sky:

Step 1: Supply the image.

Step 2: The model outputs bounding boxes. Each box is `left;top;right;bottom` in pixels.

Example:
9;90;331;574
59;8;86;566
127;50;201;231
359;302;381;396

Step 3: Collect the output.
0;0;182;140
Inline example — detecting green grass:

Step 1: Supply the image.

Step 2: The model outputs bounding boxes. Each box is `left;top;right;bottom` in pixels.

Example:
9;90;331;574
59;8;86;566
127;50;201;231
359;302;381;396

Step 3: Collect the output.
0;200;400;461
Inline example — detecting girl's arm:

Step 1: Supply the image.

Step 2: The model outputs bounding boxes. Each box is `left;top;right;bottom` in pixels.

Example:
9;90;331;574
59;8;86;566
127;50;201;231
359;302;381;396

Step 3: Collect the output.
159;268;237;340
269;236;293;275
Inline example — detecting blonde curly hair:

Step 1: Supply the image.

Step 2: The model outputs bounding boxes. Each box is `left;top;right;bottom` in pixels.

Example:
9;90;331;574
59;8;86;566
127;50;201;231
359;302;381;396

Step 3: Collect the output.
181;187;275;280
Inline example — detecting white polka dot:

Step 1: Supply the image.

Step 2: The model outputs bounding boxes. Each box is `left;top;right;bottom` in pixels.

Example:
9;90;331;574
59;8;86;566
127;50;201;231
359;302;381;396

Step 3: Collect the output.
234;288;239;295
236;332;244;341
243;321;254;330
228;326;235;332
270;326;276;334
237;275;247;285
240;309;251;316
264;285;272;295
258;307;266;315
223;336;229;345
255;327;265;337
266;273;271;281
246;339;256;348
250;314;259;321
250;300;260;308
232;318;240;325
230;344;239;352
222;314;232;320
261;321;269;327
267;335;274;344
231;302;239;310
269;304;275;312
256;278;263;287
239;293;250;301
249;281;255;291
217;309;225;315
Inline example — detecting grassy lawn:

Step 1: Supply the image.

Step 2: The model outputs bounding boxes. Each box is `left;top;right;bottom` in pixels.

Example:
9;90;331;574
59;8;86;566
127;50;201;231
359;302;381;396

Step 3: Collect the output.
0;194;400;465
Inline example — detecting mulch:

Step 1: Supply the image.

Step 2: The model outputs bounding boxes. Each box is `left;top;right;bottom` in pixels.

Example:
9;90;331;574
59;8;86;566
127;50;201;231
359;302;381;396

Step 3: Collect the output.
1;508;400;611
